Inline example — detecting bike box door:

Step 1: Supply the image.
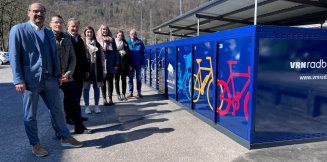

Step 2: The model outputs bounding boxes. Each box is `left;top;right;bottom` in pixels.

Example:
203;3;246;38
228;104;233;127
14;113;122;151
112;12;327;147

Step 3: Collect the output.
217;38;253;141
177;45;193;109
151;48;157;89
158;47;166;95
145;49;151;86
167;46;177;100
193;41;217;122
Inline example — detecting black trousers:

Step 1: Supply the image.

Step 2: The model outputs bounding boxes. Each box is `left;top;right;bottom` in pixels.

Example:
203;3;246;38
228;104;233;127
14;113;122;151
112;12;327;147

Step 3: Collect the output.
52;81;85;132
74;78;84;103
115;69;129;95
102;73;115;98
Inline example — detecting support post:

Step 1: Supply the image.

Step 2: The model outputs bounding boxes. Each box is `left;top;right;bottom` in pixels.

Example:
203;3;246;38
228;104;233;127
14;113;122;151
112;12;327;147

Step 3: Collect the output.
197;18;200;36
180;0;183;16
254;0;258;25
170;28;172;41
154;34;157;44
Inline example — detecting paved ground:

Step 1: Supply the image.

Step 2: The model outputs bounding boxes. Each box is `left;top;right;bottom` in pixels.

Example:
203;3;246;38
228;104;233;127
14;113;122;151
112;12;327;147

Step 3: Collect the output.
1;64;327;162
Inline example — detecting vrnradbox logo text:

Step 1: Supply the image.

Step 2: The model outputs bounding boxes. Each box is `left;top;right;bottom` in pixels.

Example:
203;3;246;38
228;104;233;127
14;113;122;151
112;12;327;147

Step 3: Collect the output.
290;59;327;69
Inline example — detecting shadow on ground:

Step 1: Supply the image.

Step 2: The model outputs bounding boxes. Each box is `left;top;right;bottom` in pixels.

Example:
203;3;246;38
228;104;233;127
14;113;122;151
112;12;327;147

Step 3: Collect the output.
84;127;174;149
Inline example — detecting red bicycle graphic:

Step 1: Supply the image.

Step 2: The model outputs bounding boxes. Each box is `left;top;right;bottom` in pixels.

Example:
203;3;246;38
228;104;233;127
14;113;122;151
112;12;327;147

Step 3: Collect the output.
217;61;250;122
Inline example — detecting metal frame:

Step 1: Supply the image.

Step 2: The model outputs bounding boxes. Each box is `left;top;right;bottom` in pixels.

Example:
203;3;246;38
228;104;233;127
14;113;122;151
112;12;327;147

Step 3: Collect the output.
152;0;327;38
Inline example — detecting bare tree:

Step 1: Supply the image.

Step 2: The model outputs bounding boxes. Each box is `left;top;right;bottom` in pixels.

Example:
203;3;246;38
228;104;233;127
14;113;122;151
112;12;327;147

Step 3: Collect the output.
0;0;27;51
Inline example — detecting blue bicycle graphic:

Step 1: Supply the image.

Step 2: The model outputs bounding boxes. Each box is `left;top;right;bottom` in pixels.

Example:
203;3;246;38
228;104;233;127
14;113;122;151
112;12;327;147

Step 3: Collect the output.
177;52;192;100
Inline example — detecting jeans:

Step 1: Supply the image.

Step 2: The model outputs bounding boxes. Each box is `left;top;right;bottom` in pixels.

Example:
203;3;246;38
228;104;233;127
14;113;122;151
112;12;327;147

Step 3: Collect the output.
128;65;142;94
83;65;100;105
23;77;71;145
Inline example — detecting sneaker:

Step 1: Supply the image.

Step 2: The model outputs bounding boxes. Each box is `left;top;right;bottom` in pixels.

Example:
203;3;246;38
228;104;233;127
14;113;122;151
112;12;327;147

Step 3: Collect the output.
85;106;91;114
126;93;133;98
137;93;143;98
94;105;101;113
117;95;122;101
32;143;48;157
122;95;128;101
61;136;83;147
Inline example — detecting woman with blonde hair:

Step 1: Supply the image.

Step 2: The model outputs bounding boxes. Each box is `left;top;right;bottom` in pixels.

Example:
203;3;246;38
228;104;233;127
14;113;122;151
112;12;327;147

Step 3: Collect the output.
97;25;119;105
82;26;106;114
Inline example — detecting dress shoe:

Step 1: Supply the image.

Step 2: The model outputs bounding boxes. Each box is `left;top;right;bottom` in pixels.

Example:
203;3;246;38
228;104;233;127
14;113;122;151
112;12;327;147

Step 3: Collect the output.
75;128;93;134
137;93;143;98
81;117;88;121
66;119;75;125
126;93;133;98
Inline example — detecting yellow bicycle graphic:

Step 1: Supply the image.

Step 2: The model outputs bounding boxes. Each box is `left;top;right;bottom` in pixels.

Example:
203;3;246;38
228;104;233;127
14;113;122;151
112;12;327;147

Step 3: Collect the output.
189;56;224;110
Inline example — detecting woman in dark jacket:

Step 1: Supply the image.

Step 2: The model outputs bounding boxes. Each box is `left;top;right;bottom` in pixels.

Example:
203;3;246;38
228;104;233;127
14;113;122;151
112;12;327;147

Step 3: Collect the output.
82;26;106;114
115;31;132;101
97;25;119;105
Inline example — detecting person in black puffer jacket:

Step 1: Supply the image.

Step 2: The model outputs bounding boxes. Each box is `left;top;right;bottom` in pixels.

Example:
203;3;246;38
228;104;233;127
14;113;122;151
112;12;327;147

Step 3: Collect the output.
115;31;132;101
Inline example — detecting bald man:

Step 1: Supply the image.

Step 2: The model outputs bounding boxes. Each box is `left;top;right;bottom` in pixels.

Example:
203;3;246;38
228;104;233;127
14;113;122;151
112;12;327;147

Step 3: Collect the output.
126;29;146;98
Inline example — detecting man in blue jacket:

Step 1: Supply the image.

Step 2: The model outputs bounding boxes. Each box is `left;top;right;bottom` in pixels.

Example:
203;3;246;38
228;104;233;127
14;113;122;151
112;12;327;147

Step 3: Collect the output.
9;2;82;157
126;29;146;98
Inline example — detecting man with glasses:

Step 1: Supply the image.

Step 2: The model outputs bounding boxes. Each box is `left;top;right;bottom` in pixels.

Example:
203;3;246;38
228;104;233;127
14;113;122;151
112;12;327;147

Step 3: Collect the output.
49;15;93;136
9;2;83;157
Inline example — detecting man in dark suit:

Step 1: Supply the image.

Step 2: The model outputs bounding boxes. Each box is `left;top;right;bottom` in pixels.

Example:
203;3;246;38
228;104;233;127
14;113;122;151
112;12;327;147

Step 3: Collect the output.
65;18;89;122
66;18;90;101
9;2;83;157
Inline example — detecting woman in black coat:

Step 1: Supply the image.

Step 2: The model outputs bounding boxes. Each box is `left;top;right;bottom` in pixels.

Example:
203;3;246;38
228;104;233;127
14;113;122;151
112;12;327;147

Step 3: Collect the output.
114;31;132;101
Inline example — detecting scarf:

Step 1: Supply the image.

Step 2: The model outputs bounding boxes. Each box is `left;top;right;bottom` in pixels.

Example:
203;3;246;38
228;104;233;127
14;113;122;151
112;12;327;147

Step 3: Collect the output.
99;36;113;51
115;38;126;56
53;31;64;42
86;38;98;63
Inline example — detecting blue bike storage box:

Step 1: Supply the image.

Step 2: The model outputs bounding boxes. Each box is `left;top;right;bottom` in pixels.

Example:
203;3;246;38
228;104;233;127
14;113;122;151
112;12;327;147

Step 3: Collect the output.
146;25;327;149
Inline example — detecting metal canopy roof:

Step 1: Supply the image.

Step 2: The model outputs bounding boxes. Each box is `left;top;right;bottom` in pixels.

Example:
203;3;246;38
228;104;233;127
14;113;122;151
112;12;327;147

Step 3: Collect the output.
152;0;327;38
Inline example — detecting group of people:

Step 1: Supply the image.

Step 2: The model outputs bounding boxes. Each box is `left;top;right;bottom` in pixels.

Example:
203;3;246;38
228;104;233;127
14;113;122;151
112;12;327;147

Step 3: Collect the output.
9;2;145;157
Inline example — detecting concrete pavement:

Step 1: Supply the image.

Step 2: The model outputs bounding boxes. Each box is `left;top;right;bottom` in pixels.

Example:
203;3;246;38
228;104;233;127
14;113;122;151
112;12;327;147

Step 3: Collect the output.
0;64;327;162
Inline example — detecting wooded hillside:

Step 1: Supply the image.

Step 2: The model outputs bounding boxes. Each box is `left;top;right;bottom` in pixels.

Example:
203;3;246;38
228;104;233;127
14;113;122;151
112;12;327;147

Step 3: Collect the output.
0;0;210;51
